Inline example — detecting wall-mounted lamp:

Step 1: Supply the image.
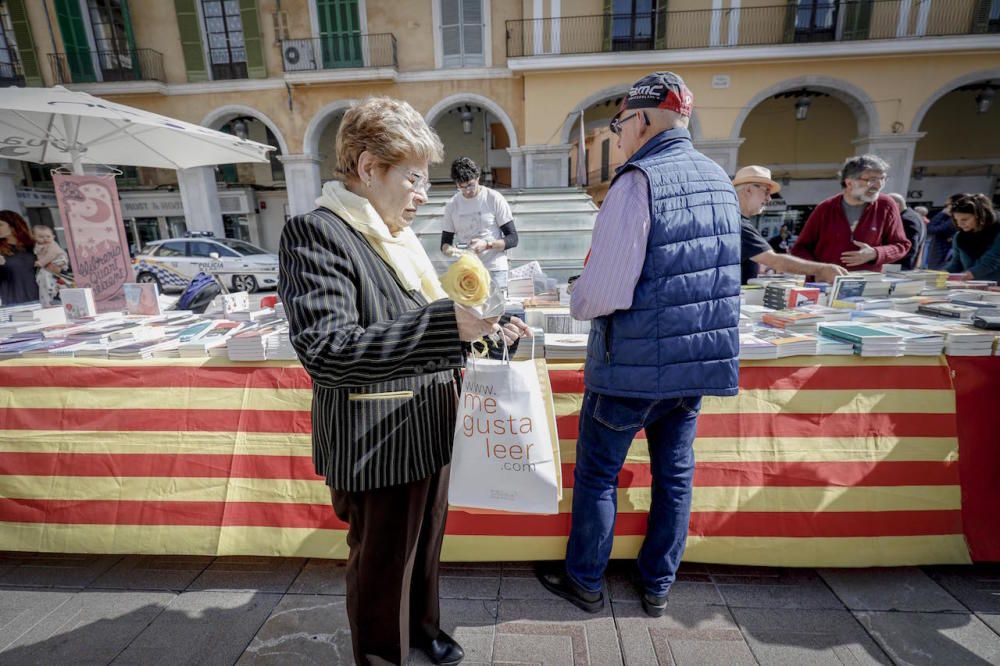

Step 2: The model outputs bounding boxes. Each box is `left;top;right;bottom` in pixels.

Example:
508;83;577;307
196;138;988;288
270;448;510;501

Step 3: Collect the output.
976;88;994;114
794;96;811;121
460;110;474;134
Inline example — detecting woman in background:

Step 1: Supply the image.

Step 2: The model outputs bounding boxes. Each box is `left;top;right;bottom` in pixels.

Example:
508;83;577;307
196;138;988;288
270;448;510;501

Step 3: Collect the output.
0;210;40;305
947;194;1000;282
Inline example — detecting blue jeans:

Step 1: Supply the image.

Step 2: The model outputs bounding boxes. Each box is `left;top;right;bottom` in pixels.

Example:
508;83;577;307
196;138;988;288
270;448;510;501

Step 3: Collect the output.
565;390;701;597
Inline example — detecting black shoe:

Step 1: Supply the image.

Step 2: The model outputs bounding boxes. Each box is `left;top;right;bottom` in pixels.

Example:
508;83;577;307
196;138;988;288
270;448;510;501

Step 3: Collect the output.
415;630;464;665
641;591;668;618
535;564;604;613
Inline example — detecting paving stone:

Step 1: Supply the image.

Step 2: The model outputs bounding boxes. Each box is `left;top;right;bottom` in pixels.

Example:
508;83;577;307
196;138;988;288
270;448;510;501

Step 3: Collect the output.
977;613;1000;636
0;553;122;589
0;589;172;663
496;599;621;665
818;567;965;612
236;594;353;665
855;610;1000;665
926;565;1000;613
91;555;214;591
613;601;754;665
188;556;305;593
112;590;282;665
410;598;498;665
716;568;843;609
286;558;347;595
733;607;891;665
0;588;75;653
440;572;501;600
605;565;723;606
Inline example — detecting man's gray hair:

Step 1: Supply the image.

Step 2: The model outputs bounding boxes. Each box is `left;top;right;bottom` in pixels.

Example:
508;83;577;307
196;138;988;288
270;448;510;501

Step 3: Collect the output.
887;192;907;211
840;154;890;187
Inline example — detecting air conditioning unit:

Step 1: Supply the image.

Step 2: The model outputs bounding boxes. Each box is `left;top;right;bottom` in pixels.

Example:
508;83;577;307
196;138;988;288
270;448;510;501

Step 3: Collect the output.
282;39;316;72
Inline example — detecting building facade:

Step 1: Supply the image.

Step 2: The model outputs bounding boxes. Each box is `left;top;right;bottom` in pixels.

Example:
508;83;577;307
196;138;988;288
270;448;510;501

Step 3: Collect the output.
0;0;998;253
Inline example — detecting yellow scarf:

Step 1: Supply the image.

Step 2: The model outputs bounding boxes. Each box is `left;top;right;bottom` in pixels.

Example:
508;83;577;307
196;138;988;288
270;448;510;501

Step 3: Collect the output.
316;180;448;302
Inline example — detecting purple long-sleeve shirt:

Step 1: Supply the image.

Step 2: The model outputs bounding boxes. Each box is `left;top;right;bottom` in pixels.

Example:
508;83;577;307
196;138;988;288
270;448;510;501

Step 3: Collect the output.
570;169;650;321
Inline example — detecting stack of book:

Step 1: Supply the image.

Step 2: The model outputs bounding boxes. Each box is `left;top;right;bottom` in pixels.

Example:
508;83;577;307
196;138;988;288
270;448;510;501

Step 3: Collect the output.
917;302;979;321
738;333;778;360
266;329;298;360
543;312;590;335
760;309;824;333
763;283;821;310
817;323;904;357
512;328;545;361
543;334;588;361
227;327;282;361
0;302;42;323
753;328;817;357
506;277;534;300
867;324;944;356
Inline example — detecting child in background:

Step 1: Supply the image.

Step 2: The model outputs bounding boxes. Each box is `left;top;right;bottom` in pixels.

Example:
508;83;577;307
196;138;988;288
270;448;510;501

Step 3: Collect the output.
33;225;69;306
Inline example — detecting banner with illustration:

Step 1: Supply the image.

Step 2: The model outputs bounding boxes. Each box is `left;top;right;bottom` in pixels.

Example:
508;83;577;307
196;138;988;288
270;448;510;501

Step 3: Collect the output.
53;173;133;312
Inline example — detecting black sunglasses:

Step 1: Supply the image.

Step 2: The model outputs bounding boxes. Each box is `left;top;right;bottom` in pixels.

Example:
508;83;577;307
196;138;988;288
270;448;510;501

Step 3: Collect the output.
609;111;649;136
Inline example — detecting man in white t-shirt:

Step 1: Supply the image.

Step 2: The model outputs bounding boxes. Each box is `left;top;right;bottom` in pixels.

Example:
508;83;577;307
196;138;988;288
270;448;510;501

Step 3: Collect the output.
440;157;518;290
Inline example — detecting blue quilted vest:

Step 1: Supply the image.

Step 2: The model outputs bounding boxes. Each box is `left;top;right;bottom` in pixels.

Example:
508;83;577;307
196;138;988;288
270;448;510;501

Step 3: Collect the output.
584;128;741;399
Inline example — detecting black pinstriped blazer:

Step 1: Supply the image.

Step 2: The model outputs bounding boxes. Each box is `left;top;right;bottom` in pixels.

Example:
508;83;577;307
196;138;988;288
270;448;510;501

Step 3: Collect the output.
278;207;466;491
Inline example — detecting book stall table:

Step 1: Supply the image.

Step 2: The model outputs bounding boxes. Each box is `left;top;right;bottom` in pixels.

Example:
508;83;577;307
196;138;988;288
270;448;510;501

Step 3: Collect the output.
1;355;997;566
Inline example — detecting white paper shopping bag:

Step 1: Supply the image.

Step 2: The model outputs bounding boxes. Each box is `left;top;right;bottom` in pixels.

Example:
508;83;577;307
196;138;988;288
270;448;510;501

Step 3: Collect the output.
449;350;561;514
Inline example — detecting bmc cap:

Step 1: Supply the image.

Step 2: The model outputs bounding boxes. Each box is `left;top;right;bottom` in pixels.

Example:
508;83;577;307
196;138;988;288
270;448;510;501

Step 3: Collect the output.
620;71;694;117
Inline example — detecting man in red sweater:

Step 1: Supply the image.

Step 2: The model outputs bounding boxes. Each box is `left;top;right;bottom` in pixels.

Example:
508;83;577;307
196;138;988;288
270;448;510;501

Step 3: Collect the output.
791;155;911;271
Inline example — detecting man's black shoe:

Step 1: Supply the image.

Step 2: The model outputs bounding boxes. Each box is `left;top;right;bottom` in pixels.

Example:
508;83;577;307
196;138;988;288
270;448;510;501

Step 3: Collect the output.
414;630;464;665
641;591;668;618
535;564;604;613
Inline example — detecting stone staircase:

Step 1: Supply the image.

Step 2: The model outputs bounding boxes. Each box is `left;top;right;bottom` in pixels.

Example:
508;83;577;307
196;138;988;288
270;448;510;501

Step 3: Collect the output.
412;187;599;282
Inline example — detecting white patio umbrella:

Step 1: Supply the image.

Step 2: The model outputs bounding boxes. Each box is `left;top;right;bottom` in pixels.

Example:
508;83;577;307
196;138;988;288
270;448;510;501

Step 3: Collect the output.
0;85;273;174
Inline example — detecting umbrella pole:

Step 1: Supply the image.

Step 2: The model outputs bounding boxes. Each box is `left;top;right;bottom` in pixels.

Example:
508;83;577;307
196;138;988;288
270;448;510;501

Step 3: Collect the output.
61;115;84;175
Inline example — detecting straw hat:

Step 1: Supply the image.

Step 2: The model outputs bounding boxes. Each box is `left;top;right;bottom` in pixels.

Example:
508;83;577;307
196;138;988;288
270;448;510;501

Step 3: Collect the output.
732;165;781;194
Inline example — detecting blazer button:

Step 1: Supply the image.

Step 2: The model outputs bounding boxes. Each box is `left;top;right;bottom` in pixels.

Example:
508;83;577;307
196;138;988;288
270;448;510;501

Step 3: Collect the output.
425;360;437;372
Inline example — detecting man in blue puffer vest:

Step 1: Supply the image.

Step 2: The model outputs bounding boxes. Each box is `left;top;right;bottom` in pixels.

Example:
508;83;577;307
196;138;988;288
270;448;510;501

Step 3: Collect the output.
537;72;741;617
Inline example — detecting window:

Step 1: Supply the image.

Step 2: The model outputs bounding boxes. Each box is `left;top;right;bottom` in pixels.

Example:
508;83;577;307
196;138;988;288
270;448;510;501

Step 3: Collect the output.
441;0;483;67
316;0;362;68
0;2;23;86
154;241;187;257
600;138;610;182
794;0;838;42
611;0;658;52
86;0;136;81
188;240;220;257
217;238;268;255
202;0;247;80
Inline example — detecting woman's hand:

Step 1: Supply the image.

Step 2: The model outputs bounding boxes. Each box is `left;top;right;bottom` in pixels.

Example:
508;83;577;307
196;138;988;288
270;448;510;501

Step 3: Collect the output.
495;316;531;346
469;239;488;254
455;304;499;342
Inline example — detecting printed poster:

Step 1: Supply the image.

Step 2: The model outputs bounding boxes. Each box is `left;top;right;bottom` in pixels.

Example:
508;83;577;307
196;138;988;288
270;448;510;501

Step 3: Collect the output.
53;173;134;312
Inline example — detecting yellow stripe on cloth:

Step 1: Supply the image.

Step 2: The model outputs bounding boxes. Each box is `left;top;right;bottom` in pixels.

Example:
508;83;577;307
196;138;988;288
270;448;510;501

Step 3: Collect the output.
0;522;968;565
1;475;960;514
0;386;313;412
553;390;955;418
0;431;313;456
558;437;959;463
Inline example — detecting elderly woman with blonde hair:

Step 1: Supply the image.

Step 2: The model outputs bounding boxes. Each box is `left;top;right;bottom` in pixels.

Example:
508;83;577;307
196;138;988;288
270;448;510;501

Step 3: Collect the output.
279;97;528;665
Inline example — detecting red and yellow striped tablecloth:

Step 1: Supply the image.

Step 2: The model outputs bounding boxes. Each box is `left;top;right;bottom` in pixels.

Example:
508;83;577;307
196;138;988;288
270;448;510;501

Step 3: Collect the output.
0;356;970;566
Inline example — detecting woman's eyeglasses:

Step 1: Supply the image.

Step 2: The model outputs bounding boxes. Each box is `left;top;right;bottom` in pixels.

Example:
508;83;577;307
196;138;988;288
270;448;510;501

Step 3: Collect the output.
391;166;430;193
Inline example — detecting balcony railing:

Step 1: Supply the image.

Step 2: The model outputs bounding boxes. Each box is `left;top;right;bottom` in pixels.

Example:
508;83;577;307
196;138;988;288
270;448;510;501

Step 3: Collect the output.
0;49;25;87
506;0;996;58
279;33;397;73
49;48;165;84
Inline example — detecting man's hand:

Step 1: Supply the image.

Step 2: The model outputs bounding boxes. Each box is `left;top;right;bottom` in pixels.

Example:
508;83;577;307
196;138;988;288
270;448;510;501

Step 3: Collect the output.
841;240;877;267
469;239;489;254
817;263;849;283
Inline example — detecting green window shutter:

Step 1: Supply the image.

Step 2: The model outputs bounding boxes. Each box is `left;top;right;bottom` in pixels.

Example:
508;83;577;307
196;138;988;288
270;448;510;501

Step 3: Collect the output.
173;0;208;82
782;0;797;43
601;0;612;52
7;0;41;86
654;1;668;50
54;0;96;82
317;0;361;68
239;0;267;79
971;0;991;33
120;0;141;79
842;0;874;41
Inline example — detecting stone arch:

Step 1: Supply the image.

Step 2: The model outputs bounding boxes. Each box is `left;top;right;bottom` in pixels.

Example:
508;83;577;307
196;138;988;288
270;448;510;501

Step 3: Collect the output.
200;105;289;156
910;68;1000;132
558;83;703;145
730;76;879;139
303;99;359;158
425;94;519;148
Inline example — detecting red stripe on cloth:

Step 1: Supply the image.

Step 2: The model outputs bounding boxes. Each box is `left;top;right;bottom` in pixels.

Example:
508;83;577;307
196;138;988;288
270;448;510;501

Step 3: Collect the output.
549;364;952;394
560;461;959;488
0;365;313;390
0;408;312;433
0;452;323;480
556;412;957;439
0;498;962;538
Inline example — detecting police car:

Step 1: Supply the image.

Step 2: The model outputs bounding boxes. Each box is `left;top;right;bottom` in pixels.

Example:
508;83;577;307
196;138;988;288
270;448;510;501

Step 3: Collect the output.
133;236;279;293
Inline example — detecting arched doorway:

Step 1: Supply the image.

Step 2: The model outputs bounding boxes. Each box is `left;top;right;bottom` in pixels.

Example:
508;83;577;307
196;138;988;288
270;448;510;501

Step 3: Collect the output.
304;99;358;184
733;77;877;235
425;95;518;188
911;73;1000;208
